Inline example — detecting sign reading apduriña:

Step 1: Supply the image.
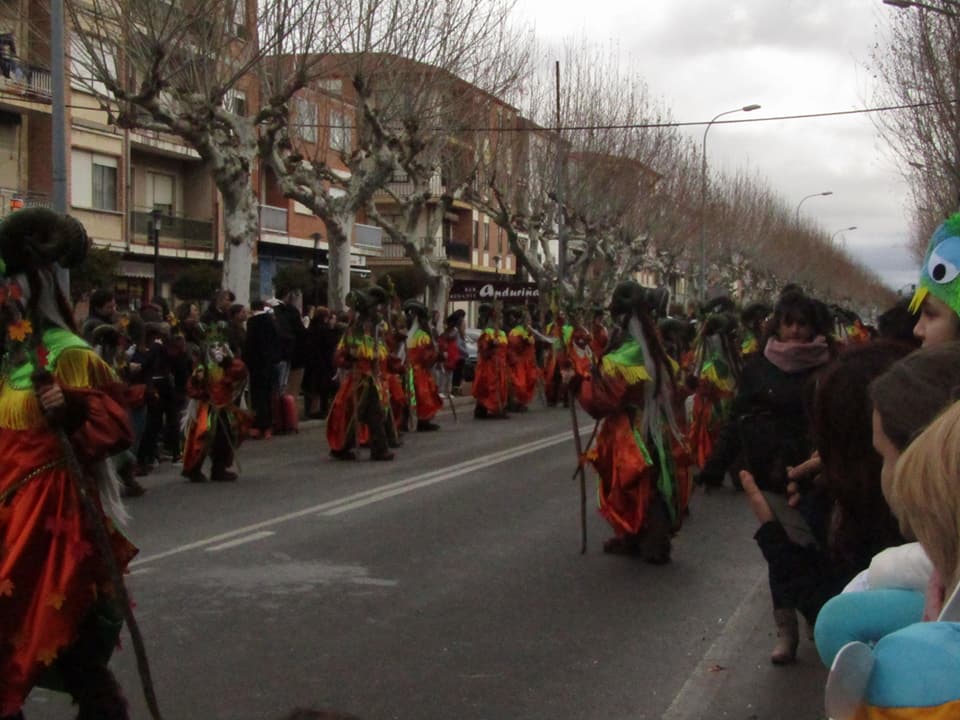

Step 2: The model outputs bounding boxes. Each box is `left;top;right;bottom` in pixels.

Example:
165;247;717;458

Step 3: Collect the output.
448;280;540;302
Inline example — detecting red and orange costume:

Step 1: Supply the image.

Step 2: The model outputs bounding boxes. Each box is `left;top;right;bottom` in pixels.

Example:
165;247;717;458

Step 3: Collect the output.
472;327;509;417
507;324;539;409
384;326;408;431
181;353;249;482
0;326;137;716
405;326;442;425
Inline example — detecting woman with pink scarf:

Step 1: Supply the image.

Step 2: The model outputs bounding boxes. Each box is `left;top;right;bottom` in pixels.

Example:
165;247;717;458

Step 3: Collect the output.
698;288;836;664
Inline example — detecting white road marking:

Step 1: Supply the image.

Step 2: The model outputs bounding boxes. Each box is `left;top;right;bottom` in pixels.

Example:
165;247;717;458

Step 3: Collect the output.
130;429;585;568
128;567;154;576
205;531;276;552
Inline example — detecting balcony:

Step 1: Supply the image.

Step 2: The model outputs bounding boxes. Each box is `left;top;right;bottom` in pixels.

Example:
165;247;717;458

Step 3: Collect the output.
353;223;382;251
443;241;471;263
0;188;50;217
259;204;288;234
131;209;214;252
374;173;444;201
0;57;52;99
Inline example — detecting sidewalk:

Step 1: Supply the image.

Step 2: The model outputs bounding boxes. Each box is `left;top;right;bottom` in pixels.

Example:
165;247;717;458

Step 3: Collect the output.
663;574;828;720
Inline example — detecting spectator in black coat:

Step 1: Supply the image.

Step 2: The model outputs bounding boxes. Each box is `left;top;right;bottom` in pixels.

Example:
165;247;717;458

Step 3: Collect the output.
245;301;280;438
272;287;308;399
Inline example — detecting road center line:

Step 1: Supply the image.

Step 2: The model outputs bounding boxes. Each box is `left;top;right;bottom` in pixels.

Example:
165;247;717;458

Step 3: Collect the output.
130;429;583;568
205;531;276;552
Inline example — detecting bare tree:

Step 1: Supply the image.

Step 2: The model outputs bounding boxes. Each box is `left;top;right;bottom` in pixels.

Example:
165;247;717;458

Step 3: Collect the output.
61;0;332;303
265;0;530;316
872;5;960;261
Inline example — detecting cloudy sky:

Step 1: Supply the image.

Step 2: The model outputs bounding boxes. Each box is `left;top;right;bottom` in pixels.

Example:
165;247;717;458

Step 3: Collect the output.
514;0;919;293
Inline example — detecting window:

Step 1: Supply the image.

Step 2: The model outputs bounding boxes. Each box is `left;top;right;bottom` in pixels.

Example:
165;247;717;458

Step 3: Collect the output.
329;110;351;153
473;220;479;249
232;0;246;36
147;172;174;215
71;150;117;211
69;37;116;97
483;223;490;252
294;97;317;143
225;89;247;116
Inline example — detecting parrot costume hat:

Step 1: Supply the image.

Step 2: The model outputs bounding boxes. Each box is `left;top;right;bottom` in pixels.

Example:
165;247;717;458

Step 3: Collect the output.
909;212;960;318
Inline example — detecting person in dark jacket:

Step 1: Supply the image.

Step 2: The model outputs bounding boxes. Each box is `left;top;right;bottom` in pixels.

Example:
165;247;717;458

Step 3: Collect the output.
244;301;280;438
273;288;308;399
699;289;835;664
304;307;340;419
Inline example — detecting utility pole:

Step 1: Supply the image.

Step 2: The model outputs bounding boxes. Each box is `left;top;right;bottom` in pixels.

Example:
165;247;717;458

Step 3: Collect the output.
51;0;69;292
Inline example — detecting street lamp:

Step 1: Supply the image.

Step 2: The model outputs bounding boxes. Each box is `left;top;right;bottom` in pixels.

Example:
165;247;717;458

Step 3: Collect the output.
882;0;958;16
150;208;162;297
795;191;833;224
831;226;857;247
700;103;761;302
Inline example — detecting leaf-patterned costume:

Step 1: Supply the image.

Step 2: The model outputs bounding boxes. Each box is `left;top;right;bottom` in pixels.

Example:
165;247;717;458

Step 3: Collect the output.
326;331;393;457
0;327;137;716
576;338;691;548
181;357;249;480
687;340;736;469
405;328;442;423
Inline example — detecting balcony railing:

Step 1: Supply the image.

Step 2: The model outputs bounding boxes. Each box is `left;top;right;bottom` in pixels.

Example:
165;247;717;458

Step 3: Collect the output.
259;204;288;234
375;173;444;200
131;210;214;251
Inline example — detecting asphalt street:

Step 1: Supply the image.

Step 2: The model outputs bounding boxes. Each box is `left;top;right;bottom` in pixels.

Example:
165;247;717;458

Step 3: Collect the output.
24;401;827;720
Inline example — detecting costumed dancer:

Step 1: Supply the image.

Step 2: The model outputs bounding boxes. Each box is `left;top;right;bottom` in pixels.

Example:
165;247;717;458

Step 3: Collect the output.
402;299;442;431
0;208;138;720
472;302;509;419
180;323;250;483
384;311;409;433
326;288;395;461
542;308;569;407
566;309;595;380
564;281;691;564
437;309;465;398
506;307;539;412
687;299;741;471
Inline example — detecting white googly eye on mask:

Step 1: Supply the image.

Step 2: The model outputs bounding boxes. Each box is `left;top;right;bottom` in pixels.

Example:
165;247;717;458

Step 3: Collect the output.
927;244;960;284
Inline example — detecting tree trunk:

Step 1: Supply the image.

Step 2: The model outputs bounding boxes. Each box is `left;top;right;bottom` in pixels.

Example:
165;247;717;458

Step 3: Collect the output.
324;215;355;313
426;272;452;322
220;187;259;306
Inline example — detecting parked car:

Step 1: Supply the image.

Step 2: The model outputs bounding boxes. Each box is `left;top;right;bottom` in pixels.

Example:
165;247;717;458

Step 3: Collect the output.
462;328;480;382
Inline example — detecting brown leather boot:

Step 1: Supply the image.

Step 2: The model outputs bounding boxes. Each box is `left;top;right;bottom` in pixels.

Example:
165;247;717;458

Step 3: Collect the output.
771;608;799;665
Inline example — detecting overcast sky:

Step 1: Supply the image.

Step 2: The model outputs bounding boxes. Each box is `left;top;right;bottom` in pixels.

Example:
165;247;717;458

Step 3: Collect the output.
514;0;919;293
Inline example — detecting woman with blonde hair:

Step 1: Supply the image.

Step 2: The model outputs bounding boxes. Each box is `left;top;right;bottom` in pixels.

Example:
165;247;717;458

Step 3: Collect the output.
890;399;960;596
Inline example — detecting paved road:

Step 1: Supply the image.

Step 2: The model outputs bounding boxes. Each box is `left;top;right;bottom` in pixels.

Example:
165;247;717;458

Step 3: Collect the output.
24;403;826;720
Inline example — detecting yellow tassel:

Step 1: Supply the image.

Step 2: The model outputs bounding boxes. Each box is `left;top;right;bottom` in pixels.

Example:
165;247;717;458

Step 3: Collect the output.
0;386;45;430
601;356;651;384
908;285;928;315
54;349;116;389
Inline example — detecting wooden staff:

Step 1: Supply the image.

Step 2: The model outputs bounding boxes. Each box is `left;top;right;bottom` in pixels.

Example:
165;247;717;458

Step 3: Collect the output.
33;371;165;720
569;396;588;554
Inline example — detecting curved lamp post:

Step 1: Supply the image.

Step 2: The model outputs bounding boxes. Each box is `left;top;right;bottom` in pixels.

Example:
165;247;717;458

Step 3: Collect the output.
795;191;833;224
831;226;857;247
700;103;761;302
882;0;958;17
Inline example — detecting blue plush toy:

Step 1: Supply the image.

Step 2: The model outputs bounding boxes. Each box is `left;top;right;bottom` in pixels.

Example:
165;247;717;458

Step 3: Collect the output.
825;584;960;719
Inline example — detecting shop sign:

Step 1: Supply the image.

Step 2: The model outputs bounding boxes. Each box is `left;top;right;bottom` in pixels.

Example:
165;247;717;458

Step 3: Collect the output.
449;280;540;301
